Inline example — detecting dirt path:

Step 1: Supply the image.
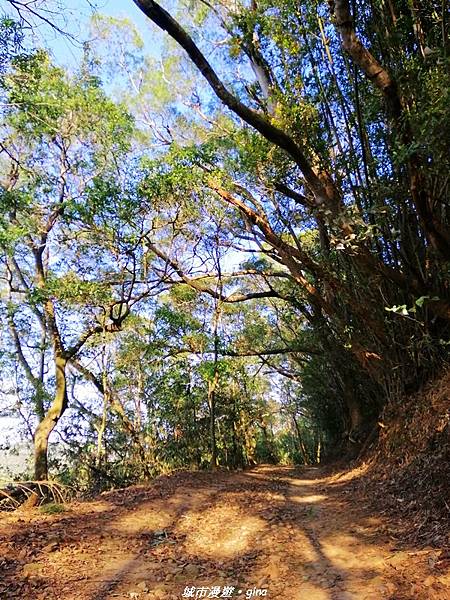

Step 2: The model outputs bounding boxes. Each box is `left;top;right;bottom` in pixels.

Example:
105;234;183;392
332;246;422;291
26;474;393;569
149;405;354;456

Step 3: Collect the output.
0;466;448;599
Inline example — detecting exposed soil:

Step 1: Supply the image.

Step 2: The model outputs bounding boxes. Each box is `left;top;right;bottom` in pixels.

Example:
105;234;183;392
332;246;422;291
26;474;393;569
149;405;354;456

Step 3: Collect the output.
0;465;448;599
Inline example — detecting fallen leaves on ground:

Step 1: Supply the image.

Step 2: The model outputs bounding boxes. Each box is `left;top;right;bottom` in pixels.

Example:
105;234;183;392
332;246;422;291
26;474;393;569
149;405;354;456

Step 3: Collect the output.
0;466;448;599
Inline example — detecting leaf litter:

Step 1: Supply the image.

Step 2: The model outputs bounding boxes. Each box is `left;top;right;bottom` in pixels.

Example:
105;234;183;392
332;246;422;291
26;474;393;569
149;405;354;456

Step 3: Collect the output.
0;466;448;599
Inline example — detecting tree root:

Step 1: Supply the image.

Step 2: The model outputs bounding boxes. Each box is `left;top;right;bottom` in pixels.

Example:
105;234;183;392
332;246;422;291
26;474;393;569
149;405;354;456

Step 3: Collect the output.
0;480;73;511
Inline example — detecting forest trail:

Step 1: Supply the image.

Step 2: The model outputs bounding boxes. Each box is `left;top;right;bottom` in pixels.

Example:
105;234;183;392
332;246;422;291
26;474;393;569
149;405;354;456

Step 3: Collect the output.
0;466;448;600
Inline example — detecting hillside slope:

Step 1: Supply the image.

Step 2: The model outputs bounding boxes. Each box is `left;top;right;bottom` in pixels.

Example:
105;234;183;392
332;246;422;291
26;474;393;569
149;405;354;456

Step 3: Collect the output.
345;368;450;548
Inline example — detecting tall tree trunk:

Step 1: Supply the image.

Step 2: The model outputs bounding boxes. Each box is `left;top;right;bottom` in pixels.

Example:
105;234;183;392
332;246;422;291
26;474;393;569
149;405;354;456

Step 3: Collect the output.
208;370;219;469
292;415;309;465
338;374;364;435
34;354;68;480
208;246;223;470
207;308;220;469
315;430;322;464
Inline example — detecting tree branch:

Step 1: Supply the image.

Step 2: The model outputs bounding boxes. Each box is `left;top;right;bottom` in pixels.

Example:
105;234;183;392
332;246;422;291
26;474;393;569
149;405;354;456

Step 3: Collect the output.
333;0;402;118
132;0;339;209
146;238;281;303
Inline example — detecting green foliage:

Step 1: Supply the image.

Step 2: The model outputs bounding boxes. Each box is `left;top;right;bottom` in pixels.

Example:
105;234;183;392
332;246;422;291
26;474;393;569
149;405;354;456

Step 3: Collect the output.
47;273;113;307
4;51;133;146
0;17;25;75
2;0;450;492
40;502;66;515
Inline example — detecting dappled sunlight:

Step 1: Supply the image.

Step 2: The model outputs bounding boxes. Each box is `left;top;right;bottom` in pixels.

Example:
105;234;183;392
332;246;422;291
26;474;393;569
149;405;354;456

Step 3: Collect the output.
290;493;327;504
111;503;174;534
177;504;266;558
251;559;332;600
240;471;273;482
320;532;386;571
364;516;384;527
2;467;445;600
283;477;329;487
285;532;317;563
327;464;371;485
287;582;331;599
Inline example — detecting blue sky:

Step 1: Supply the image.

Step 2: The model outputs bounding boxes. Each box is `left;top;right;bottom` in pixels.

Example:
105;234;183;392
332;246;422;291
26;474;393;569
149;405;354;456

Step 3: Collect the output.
0;0;253;455
0;0;158;449
1;0;162;65
58;0;162;64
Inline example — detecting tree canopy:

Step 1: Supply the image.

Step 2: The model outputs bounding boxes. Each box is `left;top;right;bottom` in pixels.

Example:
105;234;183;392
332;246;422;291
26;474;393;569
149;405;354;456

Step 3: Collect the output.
0;0;449;487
